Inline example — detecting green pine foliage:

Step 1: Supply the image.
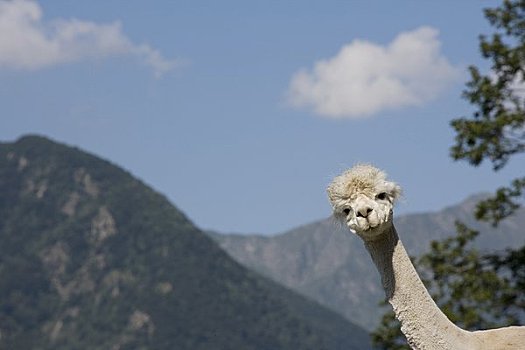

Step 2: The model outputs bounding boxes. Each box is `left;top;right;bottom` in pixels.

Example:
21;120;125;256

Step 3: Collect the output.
450;0;525;223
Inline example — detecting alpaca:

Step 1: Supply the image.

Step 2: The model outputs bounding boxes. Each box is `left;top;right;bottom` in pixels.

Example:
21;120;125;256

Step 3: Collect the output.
327;164;525;350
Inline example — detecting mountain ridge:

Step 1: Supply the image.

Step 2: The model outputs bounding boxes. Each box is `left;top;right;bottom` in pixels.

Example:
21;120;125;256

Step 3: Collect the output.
0;135;372;349
211;192;525;331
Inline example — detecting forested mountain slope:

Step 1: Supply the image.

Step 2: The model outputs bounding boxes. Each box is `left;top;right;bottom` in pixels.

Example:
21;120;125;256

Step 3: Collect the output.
0;135;371;350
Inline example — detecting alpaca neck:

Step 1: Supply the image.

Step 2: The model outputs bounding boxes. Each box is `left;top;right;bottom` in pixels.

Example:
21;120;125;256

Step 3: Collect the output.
364;225;475;350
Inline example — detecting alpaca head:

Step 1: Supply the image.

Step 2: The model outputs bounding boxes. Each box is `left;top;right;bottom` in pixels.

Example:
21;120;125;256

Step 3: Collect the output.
327;164;402;241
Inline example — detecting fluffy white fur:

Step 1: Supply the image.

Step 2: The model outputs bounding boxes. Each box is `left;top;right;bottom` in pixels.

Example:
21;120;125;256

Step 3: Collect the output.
327;164;401;239
327;164;525;350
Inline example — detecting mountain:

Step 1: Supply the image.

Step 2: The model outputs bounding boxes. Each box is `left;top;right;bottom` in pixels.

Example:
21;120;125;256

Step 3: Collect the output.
0;135;372;350
210;193;525;331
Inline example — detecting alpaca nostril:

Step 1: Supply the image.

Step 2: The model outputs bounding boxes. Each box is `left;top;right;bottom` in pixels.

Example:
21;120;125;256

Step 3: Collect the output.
357;207;373;218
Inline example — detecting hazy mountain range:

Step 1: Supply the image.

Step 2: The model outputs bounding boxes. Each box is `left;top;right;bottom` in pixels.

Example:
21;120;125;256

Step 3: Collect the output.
210;194;525;331
0;135;371;350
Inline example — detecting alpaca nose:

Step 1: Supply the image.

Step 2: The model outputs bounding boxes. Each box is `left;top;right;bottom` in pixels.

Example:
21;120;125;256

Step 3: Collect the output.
357;206;373;218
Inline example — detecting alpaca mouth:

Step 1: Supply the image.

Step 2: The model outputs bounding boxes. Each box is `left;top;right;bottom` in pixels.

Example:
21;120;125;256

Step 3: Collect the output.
350;221;377;233
361;223;380;232
352;216;389;235
356;217;379;230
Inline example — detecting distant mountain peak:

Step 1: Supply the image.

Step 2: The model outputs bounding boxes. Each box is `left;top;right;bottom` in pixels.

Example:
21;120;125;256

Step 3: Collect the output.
212;192;525;331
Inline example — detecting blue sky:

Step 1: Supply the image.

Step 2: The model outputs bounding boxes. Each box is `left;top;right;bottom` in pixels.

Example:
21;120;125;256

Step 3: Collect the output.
2;0;523;234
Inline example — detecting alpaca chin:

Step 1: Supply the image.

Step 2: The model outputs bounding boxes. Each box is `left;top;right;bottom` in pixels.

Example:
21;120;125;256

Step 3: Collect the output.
356;224;391;241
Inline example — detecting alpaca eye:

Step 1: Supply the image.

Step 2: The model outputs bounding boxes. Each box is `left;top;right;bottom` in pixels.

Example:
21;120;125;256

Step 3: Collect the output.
376;192;388;200
343;208;351;215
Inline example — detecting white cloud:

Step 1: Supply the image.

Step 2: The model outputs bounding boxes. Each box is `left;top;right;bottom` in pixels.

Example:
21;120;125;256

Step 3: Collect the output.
0;0;177;76
287;27;460;118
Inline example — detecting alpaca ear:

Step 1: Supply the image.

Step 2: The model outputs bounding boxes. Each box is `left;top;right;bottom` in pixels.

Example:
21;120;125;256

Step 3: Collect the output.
387;182;402;202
